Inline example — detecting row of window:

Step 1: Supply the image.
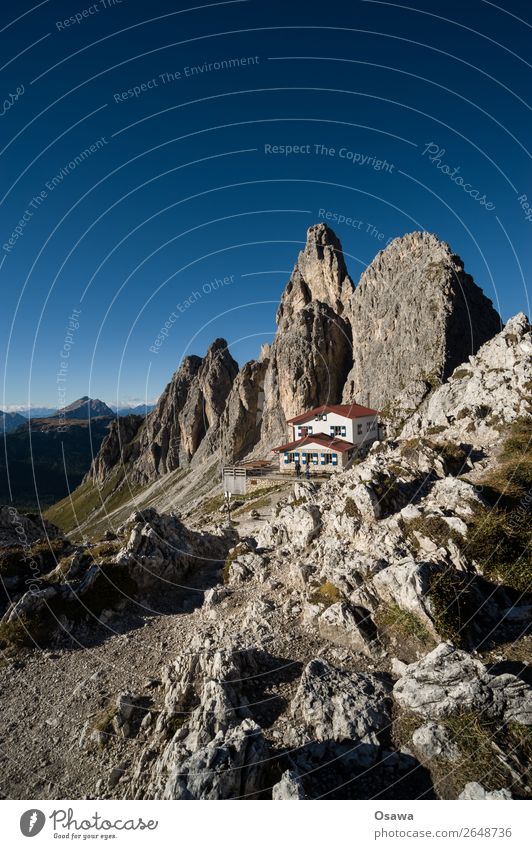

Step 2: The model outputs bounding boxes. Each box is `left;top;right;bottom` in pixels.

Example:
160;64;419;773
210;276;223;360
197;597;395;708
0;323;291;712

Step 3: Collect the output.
285;451;338;466
297;421;378;438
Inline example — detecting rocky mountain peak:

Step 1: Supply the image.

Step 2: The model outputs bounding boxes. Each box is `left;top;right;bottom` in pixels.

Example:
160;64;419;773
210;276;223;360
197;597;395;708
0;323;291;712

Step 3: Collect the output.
93;339;239;485
342;230;501;411
276;223;354;328
57;396;114;419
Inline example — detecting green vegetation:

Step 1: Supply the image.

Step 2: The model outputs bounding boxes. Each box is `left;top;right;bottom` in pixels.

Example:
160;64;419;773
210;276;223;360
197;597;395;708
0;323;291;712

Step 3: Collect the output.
0;560;137;651
308;581;342;609
375;602;432;646
0;538;71;579
370;473;405;516
426;424;447;435
91;702;118;746
45;471;141;539
427;440;469;475
0;418;111;510
405;514;463;552
0;615;53;651
428;568;476;646
394;710;531;797
463;417;532;594
439;715;531;797
466;509;531;594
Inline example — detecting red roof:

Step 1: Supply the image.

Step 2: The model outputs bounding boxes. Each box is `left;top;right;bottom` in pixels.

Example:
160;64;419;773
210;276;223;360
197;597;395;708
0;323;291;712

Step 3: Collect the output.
272;432;356;454
287;403;379;424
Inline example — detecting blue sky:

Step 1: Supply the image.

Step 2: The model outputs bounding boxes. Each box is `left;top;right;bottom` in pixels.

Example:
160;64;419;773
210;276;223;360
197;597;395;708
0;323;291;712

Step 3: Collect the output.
1;0;531;409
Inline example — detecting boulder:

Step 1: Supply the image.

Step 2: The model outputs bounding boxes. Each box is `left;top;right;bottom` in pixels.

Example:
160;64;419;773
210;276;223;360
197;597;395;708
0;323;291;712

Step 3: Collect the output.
291;659;391;749
411;722;460;762
272;769;307;800
459;782;512;801
317;602;379;656
393;643;532;724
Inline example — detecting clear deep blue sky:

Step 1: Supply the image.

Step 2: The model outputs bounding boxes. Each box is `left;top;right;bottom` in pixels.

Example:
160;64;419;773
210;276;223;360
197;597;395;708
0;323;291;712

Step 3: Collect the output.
1;0;531;409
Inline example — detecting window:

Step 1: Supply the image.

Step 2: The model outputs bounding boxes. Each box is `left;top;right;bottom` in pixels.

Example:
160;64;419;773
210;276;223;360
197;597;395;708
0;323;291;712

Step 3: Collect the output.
315;414;327;421
357;423;363;435
366;421;372;432
331;425;343;435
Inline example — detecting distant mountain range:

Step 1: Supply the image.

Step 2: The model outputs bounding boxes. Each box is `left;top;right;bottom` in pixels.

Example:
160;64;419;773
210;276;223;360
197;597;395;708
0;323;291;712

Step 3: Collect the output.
0;397;156;509
0;410;27;433
54;396;115;420
4;399;156;421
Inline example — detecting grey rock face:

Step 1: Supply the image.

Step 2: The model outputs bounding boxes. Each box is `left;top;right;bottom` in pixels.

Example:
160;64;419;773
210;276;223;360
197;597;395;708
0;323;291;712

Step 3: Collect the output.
116;354;201;485
272;769;307;800
94;339;238;487
459;782;512;800
411;722;460;762
86;414;143;485
276;222;354;326
130;634;268;800
158;719;266;800
257;502;322;550
342;231;501;411
0;505;65;548
291;659;391;747
393;643;532;724
317;601;379;656
115;507;227;592
178;338;239;466
219;357;269;463
259;301;352;447
402;312;531;447
255;224;353;448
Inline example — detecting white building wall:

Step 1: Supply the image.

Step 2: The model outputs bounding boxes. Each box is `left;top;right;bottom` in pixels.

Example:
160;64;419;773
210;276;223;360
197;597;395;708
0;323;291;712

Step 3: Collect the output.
291;412;378;447
278;441;352;473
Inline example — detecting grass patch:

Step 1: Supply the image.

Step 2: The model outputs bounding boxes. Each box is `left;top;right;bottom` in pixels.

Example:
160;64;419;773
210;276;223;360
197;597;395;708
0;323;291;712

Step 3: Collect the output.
393;710;531;798
308;581;342;609
405;514;463;552
465;508;531;594
427;440;469;475
91;702;118;745
344;496;360;518
375;602;432;646
461;417;532;594
428;568;477;646
439;714;532;797
426;425;447;435
0;538;71;580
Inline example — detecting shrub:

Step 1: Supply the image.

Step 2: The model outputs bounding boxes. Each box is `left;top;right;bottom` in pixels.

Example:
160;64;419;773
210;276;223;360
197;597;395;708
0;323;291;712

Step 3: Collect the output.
0;612;56;650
